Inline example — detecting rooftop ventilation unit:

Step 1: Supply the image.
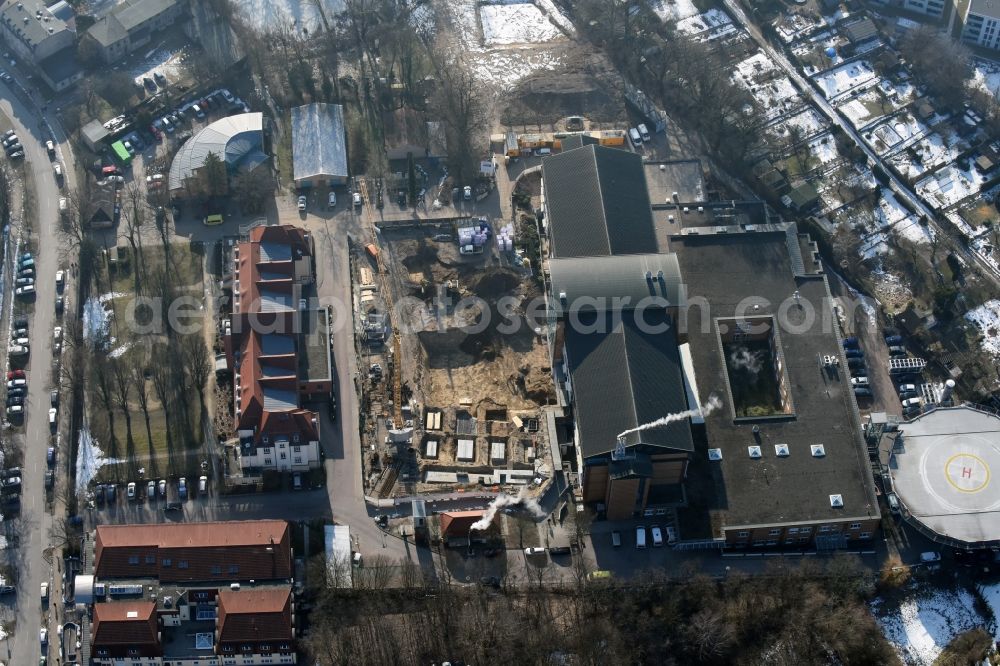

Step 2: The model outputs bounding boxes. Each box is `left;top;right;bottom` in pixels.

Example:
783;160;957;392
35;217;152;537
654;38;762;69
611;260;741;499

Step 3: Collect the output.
708;448;722;461
659;164;666;171
811;444;826;457
668;214;674;222
829;494;844;508
774;443;789;457
748;445;762;458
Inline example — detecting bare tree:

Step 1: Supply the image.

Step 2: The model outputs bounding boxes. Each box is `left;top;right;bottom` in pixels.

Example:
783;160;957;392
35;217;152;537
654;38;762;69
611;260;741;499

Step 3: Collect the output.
110;356;136;465
428;47;485;184
183;334;212;405
119;181;150;294
150;354;174;454
129;349;156;458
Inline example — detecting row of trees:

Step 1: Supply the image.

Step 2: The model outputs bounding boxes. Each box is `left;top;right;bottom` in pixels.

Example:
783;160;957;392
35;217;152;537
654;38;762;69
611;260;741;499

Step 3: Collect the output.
305;554;898;665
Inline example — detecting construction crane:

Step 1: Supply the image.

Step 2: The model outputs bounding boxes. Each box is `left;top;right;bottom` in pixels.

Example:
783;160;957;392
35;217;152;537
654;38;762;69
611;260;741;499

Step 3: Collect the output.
358;177;404;426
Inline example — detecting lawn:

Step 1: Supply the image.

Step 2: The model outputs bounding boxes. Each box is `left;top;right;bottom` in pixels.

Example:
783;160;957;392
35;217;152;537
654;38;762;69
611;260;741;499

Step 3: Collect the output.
959;201;997;230
110;241;205;295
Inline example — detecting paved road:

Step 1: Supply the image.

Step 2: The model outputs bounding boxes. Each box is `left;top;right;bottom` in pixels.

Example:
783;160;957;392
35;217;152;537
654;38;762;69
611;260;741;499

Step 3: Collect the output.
0;74;75;665
722;0;1000;285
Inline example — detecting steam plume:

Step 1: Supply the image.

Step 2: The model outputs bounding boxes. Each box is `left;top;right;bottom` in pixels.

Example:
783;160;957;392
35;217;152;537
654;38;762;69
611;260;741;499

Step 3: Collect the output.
471;487;546;531
616;394;723;439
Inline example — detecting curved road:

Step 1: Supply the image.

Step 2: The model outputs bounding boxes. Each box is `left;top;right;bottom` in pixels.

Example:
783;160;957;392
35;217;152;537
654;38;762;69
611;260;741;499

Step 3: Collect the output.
722;0;1000;284
0;74;76;665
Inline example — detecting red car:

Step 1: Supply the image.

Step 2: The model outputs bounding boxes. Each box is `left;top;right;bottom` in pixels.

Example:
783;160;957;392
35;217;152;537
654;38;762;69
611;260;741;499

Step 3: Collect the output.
6;369;24;380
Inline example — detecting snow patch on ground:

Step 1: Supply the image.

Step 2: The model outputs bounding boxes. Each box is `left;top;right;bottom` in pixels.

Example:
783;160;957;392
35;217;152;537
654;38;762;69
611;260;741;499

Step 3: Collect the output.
481;3;562;45
916;163;990;210
872;585;988;665
651;0;700;23
128;47;186;86
812;60;877;100
230;0;345;33
965;300;1000;359
807;133;839;164
468;49;564;92
769;107;827;139
676;9;737;41
76;426;121;495
82;296;112;350
973;58;1000;98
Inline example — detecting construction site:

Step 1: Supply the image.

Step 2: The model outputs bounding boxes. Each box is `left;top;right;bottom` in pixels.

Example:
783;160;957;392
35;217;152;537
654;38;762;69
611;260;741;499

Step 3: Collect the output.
352;211;558;500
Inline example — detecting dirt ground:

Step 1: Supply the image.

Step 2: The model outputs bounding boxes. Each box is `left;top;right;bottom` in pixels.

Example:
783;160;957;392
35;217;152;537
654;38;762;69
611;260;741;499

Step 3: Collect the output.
499;47;627;127
386;233;553;413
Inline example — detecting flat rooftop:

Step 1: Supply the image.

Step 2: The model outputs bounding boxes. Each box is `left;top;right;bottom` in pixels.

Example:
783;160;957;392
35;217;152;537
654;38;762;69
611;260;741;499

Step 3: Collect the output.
299;308;331;383
671;227;879;533
891;406;1000;546
643;160;706;205
651;201;770;239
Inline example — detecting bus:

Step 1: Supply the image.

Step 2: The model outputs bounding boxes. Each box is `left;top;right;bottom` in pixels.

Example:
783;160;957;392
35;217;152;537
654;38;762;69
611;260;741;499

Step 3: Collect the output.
204;214;224;226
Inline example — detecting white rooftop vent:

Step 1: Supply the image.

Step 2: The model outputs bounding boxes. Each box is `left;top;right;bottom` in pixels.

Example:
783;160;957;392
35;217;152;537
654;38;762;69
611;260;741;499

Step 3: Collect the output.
708;448;722;461
829;494;844;508
774;443;790;457
748;445;762;458
126;611;138;618
659;164;666;171
811;444;826;457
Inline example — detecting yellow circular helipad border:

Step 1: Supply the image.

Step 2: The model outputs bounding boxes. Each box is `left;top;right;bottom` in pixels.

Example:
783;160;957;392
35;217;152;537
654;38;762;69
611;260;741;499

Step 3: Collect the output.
944;453;991;494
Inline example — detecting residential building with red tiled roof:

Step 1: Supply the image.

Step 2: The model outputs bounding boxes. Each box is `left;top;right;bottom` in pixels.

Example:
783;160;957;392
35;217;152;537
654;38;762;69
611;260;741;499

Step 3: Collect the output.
217;587;295;658
91;601;160;663
223;224;332;475
438;510;499;547
86;521;298;665
94;520;292;583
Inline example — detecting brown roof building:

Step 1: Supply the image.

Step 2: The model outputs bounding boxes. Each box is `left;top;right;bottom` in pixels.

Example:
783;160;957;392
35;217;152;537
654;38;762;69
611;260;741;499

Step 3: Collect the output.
218;587;295;654
226;224;330;475
91;601;160;661
94;520;292;583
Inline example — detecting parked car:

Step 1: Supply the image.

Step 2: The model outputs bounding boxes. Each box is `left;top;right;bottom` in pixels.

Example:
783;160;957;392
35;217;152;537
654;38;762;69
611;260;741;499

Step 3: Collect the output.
844;348;864;359
898;383;917;393
178;477;187;500
46;447;55;466
853;387;872;397
153;71;167;85
7;150;23;160
353;191;362;207
328;191;336;208
105;485;116;503
847;357;865;369
164;501;183;512
523;547;545;556
4;405;22;418
851;376;869;386
45;139;54;155
127;482;136;500
297;195;307;211
463;185;472;200
888;345;907;356
6;396;23;407
842;337;859;348
885;334;904;344
147;480;156;500
7;369;24;380
48;407;57;431
158;479;167;497
920;551;941;563
55;269;64;291
7;378;26;388
901;397;922;409
50;390;59;407
14;276;32;287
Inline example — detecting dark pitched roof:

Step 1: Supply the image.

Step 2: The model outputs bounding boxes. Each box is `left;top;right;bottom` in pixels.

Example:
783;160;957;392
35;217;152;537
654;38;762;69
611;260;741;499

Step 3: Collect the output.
217;587;294;644
542;144;657;258
564;308;693;458
842;18;878;43
439;510;493;537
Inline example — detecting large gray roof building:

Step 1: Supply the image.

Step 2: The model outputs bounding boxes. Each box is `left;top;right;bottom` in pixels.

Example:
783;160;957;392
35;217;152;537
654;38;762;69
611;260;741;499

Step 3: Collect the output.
0;0;74;65
541;144;658;258
86;0;184;64
291;103;349;187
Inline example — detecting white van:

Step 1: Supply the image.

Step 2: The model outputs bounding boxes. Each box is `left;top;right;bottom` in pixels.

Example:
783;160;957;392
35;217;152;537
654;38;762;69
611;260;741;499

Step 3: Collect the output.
535;148;552;156
651;526;663;547
638;123;651;142
901;397;921;408
636;526;647;549
629;128;642;147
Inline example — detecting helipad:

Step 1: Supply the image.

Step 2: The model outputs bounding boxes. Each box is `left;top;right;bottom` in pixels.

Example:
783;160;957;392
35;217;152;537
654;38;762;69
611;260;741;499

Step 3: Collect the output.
890;406;1000;546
